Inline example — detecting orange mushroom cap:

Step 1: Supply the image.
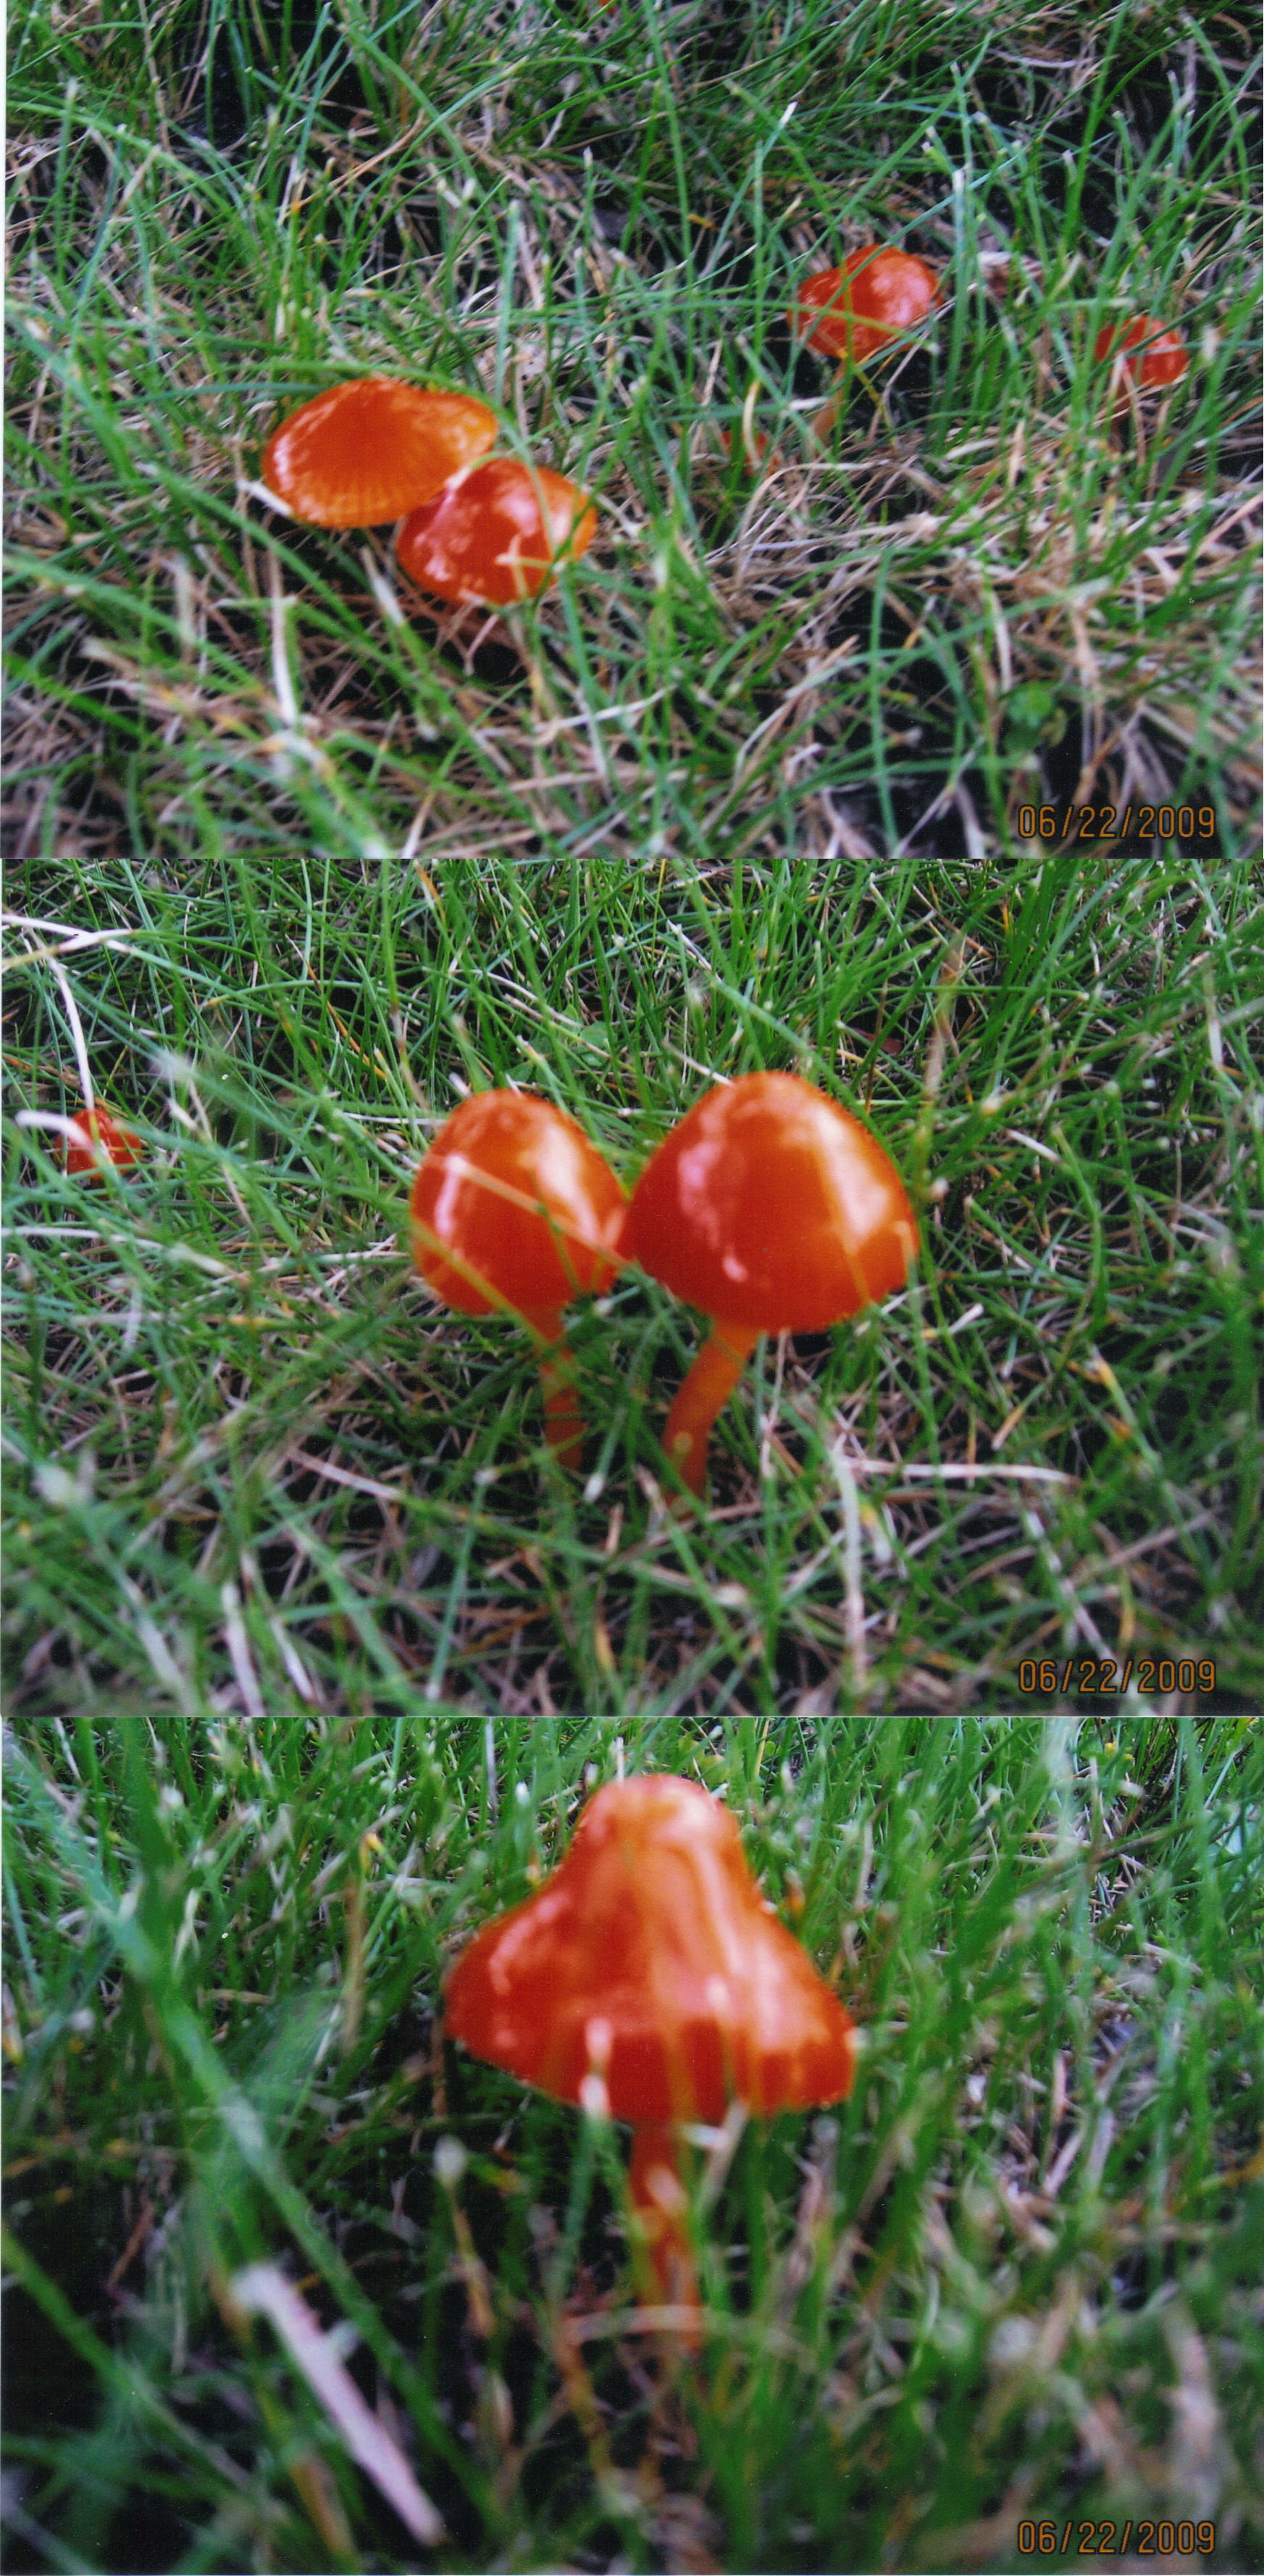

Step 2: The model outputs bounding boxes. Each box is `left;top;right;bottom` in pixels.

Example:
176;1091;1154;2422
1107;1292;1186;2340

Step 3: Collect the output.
410;1090;626;1321
790;246;939;364
629;1074;916;1495
445;1774;855;2127
62;1103;143;1178
629;1072;916;1335
1093;314;1188;393
719;425;774;471
260;378;498;528
395;456;596;607
410;1089;626;1468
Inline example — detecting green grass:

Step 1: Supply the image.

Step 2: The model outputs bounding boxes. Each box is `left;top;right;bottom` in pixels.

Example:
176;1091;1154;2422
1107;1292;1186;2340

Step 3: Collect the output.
4;1717;1263;2571
4;0;1261;1717
8;21;1260;2559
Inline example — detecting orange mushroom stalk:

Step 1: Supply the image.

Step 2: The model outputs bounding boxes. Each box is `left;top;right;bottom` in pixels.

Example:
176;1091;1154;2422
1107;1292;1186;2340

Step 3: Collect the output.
409;1089;626;1469
629;1072;918;1496
396;457;596;608
444;1773;856;2341
260;378;498;528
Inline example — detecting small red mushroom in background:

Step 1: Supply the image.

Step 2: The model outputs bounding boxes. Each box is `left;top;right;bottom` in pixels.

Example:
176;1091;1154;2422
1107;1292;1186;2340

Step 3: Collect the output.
61;1103;143;1179
719;424;775;472
729;249;941;475
409;1089;626;1469
259;378;498;528
628;1072;918;1498
1094;315;1188;414
395;457;596;608
790;246;940;367
444;1773;855;2344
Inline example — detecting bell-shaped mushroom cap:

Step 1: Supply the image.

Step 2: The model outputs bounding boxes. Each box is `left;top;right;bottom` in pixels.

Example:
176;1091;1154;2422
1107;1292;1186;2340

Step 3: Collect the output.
396;456;596;607
445;1775;855;2125
1093;316;1188;391
792;247;939;364
261;379;498;528
411;1089;627;1321
62;1103;143;1177
629;1072;916;1335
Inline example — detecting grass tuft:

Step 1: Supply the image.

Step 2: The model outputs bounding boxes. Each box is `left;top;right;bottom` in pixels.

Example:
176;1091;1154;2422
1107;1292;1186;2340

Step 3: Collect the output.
3;14;1263;2549
4;1717;1263;2569
6;0;1260;1720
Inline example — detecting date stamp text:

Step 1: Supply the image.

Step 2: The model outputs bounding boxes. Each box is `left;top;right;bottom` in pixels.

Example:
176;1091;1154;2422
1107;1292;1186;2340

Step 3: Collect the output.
1018;1657;1216;1698
1018;804;1216;844
1018;2520;1215;2557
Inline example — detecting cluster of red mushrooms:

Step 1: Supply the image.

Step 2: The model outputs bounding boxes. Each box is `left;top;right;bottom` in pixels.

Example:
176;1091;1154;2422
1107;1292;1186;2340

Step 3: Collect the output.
409;1071;918;1499
257;375;595;605
58;262;1189;2333
444;1769;857;2343
787;244;1186;396
248;243;1187;601
59;253;1186;1222
775;249;1186;456
61;1070;920;1499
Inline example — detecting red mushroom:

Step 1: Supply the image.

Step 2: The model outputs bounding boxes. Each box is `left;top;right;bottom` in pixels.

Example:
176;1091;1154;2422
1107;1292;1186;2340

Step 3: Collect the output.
409;1089;626;1469
61;1102;143;1179
790;246;939;367
445;1773;855;2338
628;1072;917;1496
1094;315;1188;413
395;456;596;608
719;422;775;472
260;378;498;528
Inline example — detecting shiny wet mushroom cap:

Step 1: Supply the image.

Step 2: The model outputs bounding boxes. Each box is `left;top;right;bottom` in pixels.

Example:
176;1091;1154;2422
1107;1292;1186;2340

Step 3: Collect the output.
629;1072;918;1495
410;1088;626;1469
260;378;498;528
395;456;596;607
790;246;939;365
445;1773;855;2327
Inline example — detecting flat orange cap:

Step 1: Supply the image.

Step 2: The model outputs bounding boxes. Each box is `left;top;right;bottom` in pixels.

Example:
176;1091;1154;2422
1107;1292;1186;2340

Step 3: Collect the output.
261;378;498;528
628;1072;917;1334
445;1774;856;2125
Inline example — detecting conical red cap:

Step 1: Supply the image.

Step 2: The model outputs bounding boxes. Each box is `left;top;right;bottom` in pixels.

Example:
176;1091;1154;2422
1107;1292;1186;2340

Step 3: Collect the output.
410;1090;627;1321
629;1072;916;1334
445;1775;855;2125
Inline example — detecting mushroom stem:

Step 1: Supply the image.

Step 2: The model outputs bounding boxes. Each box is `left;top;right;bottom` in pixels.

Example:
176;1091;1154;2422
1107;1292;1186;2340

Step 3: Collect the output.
533;1312;585;1470
627;2124;700;2346
661;1320;759;1497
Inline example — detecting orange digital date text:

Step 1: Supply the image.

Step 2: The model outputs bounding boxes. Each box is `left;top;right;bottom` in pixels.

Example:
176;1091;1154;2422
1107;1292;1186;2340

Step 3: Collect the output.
1018;1656;1215;1697
1017;803;1215;842
1017;2520;1217;2556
